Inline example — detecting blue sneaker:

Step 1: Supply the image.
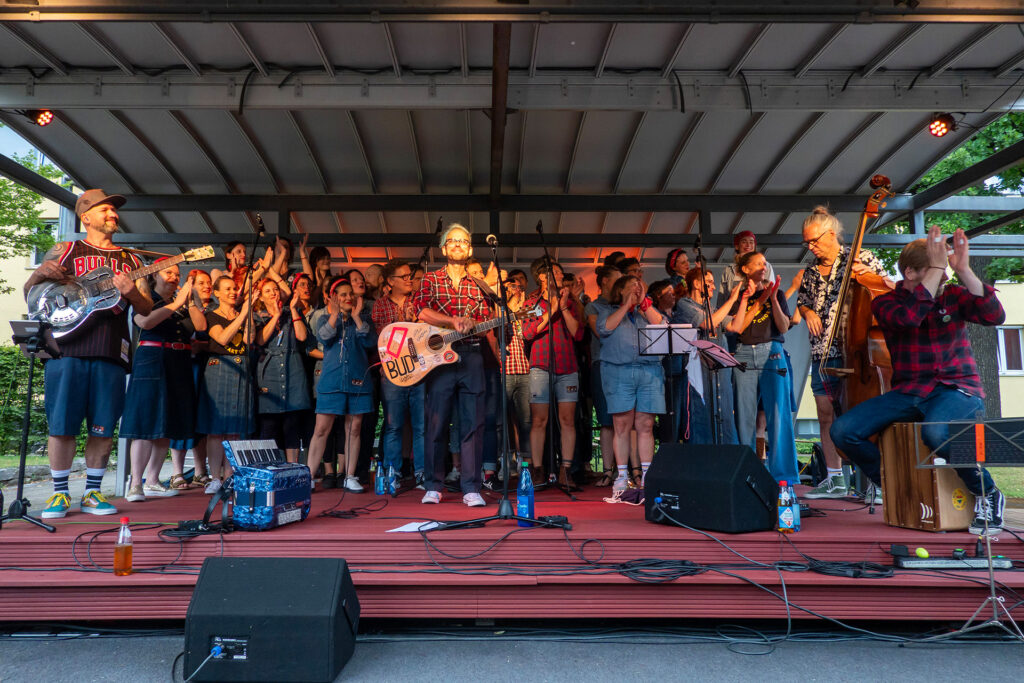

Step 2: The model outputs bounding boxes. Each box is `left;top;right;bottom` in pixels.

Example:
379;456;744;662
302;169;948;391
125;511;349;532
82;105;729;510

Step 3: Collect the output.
80;490;117;516
42;492;71;519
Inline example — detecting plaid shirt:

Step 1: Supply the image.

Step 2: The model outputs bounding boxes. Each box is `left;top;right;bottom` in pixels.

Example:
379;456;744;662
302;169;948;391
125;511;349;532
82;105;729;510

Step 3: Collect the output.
505;318;530;375
372;294;416;331
521;289;584;374
411;268;491;339
872;281;1004;398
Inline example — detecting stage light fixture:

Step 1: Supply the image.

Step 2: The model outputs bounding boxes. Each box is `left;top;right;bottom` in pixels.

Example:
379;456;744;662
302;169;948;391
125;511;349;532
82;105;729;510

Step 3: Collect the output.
928;113;956;138
25;109;53;126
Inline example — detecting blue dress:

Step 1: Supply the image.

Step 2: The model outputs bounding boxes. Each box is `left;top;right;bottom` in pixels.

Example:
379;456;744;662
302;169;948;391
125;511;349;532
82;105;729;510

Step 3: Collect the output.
255;312;312;414
196;310;255;435
315;312;375;416
120;293;196;440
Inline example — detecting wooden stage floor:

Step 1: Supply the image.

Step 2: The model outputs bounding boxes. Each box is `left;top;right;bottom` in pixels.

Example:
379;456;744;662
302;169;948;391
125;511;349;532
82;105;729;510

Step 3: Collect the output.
2;482;1023;624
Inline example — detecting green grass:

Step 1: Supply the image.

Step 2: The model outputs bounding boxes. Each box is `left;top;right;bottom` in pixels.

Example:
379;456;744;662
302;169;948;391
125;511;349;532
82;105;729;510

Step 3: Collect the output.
0;455;49;468
991;468;1024;500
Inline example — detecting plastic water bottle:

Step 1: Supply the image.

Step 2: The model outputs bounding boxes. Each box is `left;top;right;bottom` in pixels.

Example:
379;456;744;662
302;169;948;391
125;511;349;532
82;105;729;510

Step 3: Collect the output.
114;517;133;576
387;466;398;496
788;481;801;532
516;460;535;527
373;457;385;496
778;480;797;533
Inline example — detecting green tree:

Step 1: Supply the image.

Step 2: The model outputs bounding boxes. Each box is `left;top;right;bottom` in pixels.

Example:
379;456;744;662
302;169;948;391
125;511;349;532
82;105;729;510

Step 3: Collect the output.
0;135;64;294
875;112;1024;279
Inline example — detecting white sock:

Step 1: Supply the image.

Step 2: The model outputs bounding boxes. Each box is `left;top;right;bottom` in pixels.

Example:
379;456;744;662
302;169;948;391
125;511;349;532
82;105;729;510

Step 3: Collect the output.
827;467;843;480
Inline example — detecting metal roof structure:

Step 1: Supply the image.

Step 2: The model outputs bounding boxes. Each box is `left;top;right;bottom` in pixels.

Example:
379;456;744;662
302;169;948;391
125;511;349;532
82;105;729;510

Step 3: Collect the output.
2;1;1024;268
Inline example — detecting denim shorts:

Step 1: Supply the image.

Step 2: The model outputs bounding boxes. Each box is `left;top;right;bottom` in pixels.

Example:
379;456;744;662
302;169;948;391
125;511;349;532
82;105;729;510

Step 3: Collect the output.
44;357;126;437
601;362;666;415
810;356;844;398
316;390;373;416
529;368;579;404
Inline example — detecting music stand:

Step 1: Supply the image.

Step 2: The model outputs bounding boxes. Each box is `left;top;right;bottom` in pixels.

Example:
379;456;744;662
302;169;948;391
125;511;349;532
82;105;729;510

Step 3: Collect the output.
912;420;1024;642
1;320;60;533
640;324;697;441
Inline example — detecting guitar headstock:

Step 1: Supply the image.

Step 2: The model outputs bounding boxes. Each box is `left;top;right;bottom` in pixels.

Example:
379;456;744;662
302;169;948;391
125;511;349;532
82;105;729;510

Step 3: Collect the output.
182;245;216;262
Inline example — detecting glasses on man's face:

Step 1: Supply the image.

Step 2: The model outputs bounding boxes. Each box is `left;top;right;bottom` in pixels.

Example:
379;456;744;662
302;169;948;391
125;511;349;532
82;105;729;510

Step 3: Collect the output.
391;273;413;281
445;239;470;247
802;231;829;248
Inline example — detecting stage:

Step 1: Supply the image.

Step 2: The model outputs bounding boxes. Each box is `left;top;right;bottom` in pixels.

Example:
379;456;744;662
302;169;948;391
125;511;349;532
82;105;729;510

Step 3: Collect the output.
1;482;1022;624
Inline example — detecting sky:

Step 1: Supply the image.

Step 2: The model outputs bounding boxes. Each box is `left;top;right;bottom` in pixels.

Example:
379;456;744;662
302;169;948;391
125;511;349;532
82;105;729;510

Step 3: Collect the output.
0;123;35;160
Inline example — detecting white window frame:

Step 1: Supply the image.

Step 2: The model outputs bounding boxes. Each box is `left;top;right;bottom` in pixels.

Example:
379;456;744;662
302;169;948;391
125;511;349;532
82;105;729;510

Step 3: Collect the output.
997;326;1024;376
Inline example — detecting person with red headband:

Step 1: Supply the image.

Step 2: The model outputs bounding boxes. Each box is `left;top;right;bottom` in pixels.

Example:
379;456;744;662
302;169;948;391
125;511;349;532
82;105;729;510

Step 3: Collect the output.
121;259;206;501
26;190;153;519
306;275;376;492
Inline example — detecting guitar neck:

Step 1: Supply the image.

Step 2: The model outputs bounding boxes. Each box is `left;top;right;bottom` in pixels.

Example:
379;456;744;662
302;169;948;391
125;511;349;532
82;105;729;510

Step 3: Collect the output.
439;316;504;345
95;252;188;289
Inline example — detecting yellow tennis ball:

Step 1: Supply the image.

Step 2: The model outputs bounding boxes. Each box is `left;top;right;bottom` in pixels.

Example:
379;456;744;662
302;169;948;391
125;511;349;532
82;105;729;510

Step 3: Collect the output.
915;547;929;559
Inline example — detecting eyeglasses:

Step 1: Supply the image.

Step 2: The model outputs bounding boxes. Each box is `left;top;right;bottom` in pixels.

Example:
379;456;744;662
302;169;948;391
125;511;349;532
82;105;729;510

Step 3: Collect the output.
802;231;830;248
390;273;413;280
445;239;470;246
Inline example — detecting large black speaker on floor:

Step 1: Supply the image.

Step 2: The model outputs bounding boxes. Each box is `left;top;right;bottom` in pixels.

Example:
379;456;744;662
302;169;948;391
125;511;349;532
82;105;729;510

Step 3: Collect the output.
644;444;777;533
184;557;360;682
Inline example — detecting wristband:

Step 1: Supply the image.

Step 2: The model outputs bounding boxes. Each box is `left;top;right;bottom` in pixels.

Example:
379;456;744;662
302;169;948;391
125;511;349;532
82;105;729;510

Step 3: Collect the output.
292;317;302;323
639;296;652;312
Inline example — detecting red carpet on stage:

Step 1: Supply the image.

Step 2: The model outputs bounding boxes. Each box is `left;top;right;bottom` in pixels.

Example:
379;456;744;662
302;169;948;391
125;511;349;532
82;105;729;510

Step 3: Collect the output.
1;483;1022;623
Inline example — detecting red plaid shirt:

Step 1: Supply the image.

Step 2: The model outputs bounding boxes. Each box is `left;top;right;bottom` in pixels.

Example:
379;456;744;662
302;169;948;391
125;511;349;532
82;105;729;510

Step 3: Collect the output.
411;268;491;339
872;281;1004;398
521;290;584;375
372;294;416;331
505;319;530;375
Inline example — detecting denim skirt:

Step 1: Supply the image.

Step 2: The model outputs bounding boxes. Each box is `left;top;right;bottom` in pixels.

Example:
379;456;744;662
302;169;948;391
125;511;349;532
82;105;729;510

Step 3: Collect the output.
120;346;196;440
196;354;255;436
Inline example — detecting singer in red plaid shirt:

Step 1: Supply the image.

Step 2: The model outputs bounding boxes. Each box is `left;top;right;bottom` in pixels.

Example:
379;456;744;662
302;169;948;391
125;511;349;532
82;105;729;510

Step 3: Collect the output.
521;257;584;487
410;224;491;507
831;225;1006;535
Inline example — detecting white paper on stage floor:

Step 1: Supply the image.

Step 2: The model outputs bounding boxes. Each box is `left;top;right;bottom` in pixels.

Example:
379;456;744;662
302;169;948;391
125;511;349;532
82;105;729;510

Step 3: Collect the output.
387;521;444;533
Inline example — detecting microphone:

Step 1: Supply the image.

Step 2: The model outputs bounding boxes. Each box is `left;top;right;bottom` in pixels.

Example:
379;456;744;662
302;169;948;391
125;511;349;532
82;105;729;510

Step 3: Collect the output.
535;220;543;234
486;234;498;247
254;213;266;236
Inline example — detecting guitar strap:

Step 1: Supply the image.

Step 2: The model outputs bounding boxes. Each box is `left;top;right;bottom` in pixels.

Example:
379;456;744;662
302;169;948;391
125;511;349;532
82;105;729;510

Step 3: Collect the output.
122;247;176;260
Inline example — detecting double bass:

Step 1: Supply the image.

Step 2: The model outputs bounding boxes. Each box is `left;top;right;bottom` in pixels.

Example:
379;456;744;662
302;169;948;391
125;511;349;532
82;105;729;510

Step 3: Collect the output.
820;174;896;409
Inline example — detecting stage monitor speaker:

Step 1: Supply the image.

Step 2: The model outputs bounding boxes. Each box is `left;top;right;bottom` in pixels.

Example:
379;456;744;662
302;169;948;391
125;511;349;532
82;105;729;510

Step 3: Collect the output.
184;557;360;682
644;444;777;533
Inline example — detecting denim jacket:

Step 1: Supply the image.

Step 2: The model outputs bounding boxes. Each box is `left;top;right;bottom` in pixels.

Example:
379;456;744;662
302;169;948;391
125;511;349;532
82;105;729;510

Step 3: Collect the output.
316;312;376;395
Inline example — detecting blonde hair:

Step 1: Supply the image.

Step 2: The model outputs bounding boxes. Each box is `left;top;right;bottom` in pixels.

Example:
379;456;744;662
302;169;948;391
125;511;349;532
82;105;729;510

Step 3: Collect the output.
802;205;844;242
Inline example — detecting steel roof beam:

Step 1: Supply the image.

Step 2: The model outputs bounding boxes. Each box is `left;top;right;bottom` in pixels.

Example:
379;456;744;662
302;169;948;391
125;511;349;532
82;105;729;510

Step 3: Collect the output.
860;25;924;78
228;23;268;78
0;23;68;76
77;24;136;76
2;70;1015;112
794;24;848;79
407;112;426;194
346;111;377;194
306;22;334;78
227;111;280;192
114;193;919;213
595;24;617;78
0;151;77;209
995;47;1024;79
383;23;402;78
728;23;771;79
489;22;511;232
660;24;693;79
928;24;1001;78
153;23;201;77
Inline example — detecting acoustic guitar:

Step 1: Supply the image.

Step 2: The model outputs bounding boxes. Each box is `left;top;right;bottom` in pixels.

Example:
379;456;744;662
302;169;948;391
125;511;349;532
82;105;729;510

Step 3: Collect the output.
27;245;216;339
378;306;541;387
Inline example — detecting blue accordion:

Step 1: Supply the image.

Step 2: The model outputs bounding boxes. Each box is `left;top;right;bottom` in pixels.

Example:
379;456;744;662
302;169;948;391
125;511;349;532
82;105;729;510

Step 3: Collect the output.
223;439;312;531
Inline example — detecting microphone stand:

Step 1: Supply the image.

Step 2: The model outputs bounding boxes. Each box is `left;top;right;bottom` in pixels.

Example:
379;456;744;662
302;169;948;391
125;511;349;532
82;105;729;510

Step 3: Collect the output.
239;213;265;450
691;234;723;445
438;236;570;532
417;217;443;272
533;221;576;499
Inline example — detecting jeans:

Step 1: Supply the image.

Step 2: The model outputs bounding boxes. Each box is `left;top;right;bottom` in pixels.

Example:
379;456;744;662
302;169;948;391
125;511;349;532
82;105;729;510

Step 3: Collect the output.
830;385;995;495
733;341;799;483
380;380;425;474
482;367;501;471
503;373;532;460
424;345;484;494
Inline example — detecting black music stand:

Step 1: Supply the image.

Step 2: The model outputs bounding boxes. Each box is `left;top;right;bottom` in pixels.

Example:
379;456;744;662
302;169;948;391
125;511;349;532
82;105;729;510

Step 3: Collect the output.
913;420;1024;642
1;320;60;533
639;324;698;442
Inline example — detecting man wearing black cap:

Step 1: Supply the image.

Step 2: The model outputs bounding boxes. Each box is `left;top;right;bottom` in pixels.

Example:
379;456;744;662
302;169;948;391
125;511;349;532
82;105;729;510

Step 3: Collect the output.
24;189;152;519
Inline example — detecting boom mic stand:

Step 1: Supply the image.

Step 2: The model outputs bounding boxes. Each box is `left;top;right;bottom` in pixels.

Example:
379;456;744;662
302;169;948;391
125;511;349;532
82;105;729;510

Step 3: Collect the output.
437;235;570;532
532;221;576;499
2;320;59;533
239;213;265;449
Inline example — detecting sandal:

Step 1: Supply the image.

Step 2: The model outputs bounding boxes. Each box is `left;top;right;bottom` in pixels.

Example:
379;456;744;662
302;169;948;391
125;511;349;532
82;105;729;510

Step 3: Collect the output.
629;466;643;489
192;473;212;488
169;473;190;491
595;468;615;487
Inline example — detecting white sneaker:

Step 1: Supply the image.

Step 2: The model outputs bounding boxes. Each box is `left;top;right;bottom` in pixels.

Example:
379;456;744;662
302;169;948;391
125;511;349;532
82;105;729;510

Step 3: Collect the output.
126;485;145;503
343;476;364;493
421;490;442;504
463;492;486;507
445;468;461;483
204;479;222;495
143;483;178;497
